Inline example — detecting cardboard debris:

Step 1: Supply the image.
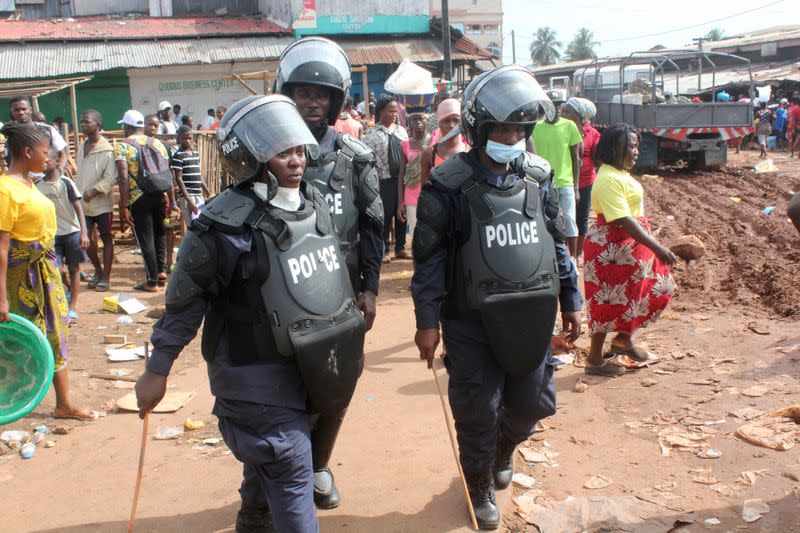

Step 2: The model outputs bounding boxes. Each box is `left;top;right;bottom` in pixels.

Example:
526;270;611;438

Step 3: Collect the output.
735;419;798;451
103;334;127;344
641;378;658;387
102;293;146;314
523;495;673;533
519;446;559;466
774;344;800;354
741;498;769;522
690;467;718;485
658;427;713;456
740;385;770;398
116;391;196;413
572;378;588;393
738;469;768;486
729;407;762;421
512;473;536;489
584;474;613;490
106;344;146;362
696;448;722;459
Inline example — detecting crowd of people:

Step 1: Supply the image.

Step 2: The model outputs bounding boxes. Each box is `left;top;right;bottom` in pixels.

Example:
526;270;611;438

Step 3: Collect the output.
3;37;800;532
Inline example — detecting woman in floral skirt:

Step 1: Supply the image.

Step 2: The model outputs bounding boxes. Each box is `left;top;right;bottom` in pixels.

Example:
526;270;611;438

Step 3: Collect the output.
583;124;677;376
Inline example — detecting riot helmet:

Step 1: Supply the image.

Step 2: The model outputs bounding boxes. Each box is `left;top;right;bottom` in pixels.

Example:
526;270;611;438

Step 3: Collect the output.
276;37;352;125
217;94;320;187
461;65;555;148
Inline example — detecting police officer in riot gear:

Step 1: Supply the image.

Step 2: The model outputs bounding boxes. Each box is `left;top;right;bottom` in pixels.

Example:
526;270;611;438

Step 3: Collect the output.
275;36;384;510
135;95;366;533
411;66;583;530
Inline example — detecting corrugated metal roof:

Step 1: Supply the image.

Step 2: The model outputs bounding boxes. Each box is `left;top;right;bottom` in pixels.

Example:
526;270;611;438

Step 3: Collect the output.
0;34;485;79
0;16;288;43
663;61;800;95
705;25;800;53
0;36;294;78
339;36;487;65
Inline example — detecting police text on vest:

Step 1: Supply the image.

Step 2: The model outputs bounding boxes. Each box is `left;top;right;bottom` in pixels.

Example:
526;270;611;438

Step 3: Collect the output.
324;193;343;215
484;221;538;248
287;245;341;284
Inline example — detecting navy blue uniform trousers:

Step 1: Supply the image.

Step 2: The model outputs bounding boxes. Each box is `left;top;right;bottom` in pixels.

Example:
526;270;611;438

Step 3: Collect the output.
441;319;557;476
213;399;320;533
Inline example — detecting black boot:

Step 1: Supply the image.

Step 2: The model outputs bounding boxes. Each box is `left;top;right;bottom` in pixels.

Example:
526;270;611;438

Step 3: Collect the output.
235;504;275;533
493;432;517;490
312;410;347;509
313;466;341;509
465;471;500;530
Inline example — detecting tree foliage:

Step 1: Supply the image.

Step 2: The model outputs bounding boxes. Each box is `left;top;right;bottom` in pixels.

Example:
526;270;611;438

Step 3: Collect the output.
529;26;562;66
565;28;598;61
705;28;725;41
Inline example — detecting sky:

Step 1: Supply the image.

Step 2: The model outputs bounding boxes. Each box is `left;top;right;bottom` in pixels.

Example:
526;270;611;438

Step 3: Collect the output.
501;0;799;65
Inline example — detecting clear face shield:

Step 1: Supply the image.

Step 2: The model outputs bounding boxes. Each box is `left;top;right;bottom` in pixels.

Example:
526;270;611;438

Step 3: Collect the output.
219;97;320;163
468;66;556;123
278;37;351;87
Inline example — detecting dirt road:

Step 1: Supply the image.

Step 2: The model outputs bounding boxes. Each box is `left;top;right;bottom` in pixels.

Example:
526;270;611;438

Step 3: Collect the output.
1;148;799;532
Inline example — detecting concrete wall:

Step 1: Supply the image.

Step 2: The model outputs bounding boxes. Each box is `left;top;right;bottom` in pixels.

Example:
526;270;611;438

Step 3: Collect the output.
127;62;268;120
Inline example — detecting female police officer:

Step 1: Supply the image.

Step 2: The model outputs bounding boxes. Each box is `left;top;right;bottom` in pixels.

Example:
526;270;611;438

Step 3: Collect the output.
411;66;583;530
135;95;365;533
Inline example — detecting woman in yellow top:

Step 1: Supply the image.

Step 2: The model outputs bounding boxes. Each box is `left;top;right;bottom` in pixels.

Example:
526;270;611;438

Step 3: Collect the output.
583;124;677;376
0;122;97;420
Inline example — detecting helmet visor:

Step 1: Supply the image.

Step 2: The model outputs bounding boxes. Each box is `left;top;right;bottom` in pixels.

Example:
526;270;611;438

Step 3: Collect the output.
280;38;351;87
473;67;556;123
221;98;320;163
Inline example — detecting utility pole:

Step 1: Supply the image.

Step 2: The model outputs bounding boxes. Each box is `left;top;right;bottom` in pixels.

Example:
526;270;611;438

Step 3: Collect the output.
511;29;516;64
442;0;452;81
692;37;706;91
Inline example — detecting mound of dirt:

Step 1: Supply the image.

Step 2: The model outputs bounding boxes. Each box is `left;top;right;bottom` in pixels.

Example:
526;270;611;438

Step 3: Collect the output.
640;157;800;317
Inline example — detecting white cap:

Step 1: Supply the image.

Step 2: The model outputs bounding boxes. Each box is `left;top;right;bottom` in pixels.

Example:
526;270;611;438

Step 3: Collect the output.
158;100;172;111
118;110;145;127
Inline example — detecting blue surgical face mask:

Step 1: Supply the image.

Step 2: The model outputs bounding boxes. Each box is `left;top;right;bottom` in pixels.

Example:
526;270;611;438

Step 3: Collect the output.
485;139;525;164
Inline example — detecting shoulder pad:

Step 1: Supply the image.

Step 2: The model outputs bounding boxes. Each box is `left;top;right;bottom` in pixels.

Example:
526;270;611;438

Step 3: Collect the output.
428;154;475;193
338;134;373;163
201;187;256;229
511;152;553;185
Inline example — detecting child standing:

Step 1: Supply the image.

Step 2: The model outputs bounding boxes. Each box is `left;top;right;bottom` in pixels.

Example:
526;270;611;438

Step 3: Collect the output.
171;125;209;224
37;149;89;323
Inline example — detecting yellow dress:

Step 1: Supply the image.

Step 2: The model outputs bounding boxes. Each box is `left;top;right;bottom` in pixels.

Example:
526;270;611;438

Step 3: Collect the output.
0;174;68;369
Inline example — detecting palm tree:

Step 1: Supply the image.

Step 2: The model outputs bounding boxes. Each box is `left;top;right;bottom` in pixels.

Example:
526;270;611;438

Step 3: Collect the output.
565;28;598;62
529;27;562;66
705;28;725;41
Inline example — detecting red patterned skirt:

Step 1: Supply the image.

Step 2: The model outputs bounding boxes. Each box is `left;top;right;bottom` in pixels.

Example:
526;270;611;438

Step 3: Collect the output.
583;215;675;335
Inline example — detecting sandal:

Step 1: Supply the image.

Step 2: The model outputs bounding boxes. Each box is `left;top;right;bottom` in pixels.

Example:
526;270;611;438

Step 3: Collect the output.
133;281;159;293
87;273;99;289
610;343;651;362
95;280;110;292
157;273;168;287
382;255;392;264
52;409;99;421
585;354;627;377
67;309;79;325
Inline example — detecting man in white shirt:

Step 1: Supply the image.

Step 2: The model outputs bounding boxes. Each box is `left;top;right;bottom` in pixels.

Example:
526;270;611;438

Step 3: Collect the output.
157;100;178;134
199;108;216;130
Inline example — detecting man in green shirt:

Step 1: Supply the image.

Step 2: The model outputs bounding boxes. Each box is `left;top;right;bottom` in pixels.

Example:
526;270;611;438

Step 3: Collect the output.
530;92;582;256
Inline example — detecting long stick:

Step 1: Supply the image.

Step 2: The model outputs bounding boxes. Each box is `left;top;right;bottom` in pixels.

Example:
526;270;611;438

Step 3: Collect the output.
431;364;479;531
128;413;149;533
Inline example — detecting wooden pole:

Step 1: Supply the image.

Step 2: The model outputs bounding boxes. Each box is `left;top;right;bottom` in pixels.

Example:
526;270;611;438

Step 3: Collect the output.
232;73;260;96
127;412;149;533
263;70;270;95
431;364;480;531
69;84;79;155
361;69;369;119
